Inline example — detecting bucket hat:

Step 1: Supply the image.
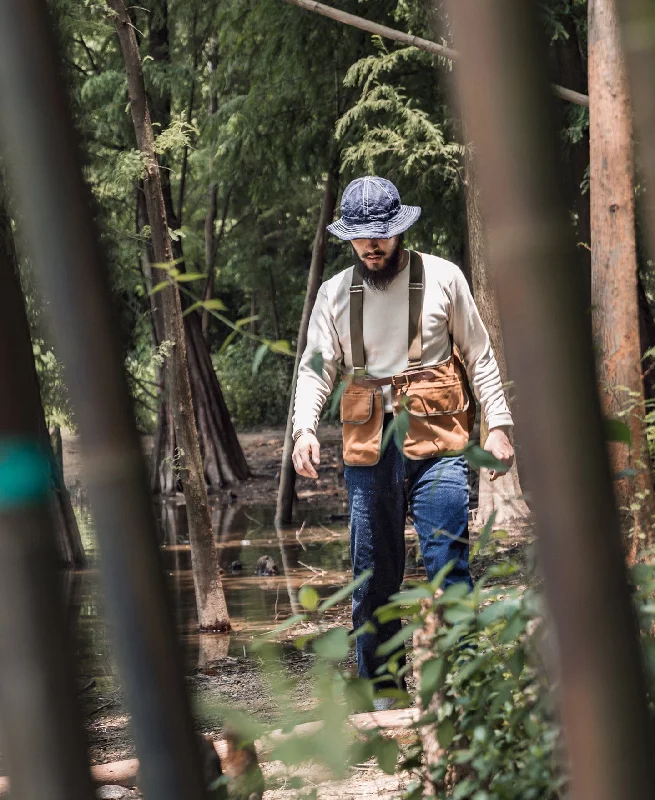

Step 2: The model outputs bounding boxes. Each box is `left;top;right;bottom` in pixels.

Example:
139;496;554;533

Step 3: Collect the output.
327;176;421;240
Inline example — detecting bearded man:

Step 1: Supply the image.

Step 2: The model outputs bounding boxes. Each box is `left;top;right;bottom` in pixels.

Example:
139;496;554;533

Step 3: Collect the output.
292;176;514;708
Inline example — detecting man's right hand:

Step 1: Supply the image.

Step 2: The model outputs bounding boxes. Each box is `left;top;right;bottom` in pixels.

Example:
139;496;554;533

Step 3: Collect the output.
292;432;321;479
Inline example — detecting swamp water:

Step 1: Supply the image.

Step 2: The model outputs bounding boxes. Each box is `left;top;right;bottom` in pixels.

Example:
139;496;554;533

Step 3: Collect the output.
71;497;424;695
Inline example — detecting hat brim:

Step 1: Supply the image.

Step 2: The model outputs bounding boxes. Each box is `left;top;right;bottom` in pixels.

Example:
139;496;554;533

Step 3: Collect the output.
326;205;421;241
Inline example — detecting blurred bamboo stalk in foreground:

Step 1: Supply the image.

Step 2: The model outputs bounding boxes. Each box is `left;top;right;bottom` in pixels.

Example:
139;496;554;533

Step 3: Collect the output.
0;188;94;800
0;2;210;798
444;1;655;798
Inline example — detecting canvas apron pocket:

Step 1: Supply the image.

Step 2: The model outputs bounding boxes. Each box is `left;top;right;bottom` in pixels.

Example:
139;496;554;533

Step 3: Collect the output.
393;356;475;460
340;383;384;466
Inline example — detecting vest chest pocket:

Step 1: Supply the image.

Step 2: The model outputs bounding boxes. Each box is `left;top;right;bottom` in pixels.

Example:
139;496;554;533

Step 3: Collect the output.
340;384;384;466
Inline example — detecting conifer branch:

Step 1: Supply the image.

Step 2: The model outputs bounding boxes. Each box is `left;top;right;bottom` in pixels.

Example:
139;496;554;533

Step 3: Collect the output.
282;0;589;108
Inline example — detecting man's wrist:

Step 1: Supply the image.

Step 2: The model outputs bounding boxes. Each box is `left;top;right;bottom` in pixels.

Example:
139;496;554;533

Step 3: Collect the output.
293;428;315;443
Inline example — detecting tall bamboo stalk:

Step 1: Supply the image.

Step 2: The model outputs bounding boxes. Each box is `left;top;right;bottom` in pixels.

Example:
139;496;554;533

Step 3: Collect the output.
0;2;212;798
0;183;94;800
445;1;655;797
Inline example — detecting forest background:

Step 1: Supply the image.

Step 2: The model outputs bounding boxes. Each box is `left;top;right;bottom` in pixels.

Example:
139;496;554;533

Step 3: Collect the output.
28;0;602;442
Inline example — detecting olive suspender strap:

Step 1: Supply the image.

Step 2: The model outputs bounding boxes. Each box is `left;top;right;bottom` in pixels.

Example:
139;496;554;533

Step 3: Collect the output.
348;250;424;375
407;250;424;368
349;269;366;376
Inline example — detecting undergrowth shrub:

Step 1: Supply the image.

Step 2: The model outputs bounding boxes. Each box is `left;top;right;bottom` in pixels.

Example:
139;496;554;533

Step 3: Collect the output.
214;337;292;428
218;493;655;799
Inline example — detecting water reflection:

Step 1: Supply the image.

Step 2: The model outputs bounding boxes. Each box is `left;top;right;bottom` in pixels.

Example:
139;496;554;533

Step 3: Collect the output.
71;498;422;689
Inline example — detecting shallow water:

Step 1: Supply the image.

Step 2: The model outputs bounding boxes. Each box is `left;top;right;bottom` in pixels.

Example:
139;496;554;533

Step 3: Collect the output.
68;498;426;692
71;498;423;692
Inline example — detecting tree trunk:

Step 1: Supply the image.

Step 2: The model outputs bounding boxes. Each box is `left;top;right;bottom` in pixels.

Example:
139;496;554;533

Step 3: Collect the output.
463;143;530;528
0;179;84;567
276;166;338;524
108;0;230;631
142;1;249;492
588;0;655;558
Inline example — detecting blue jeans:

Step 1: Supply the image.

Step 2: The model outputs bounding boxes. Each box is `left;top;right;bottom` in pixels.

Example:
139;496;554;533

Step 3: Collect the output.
344;421;472;689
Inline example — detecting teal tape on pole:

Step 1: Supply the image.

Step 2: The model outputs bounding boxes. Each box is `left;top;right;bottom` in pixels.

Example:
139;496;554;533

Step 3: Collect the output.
0;439;51;510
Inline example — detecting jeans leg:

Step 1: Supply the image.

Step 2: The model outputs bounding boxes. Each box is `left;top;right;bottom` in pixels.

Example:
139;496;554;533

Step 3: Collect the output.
407;455;472;589
345;435;406;688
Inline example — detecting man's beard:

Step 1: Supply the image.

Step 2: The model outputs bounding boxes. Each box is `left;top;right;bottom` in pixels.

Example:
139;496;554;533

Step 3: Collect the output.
353;241;403;291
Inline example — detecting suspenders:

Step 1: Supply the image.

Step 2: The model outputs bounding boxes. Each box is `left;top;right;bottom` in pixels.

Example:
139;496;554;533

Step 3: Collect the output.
349;250;424;377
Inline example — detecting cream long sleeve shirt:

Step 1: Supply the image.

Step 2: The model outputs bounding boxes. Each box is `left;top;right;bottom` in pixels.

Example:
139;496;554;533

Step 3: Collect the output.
292;252;513;436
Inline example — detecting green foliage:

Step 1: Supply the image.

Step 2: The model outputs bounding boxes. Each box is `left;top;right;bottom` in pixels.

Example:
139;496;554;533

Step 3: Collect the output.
214;337;292;428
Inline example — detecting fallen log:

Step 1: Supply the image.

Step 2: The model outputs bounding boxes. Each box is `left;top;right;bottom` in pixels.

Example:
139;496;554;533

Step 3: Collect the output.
0;708;419;794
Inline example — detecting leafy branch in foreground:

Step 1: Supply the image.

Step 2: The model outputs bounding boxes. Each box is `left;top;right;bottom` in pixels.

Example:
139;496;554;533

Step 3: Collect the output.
148;262;294;372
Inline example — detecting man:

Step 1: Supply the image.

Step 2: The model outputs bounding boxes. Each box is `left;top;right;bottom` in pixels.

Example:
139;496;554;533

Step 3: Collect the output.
292;176;514;707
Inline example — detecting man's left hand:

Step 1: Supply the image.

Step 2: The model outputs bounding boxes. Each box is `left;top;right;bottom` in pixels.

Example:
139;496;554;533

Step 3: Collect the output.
484;427;514;482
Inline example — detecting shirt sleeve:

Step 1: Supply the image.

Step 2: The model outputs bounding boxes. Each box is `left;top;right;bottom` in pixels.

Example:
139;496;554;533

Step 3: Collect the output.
447;268;514;429
292;284;342;436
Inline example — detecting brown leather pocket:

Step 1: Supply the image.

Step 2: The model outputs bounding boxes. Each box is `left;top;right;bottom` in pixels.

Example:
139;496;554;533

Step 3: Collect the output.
340;384;384;466
394;372;473;460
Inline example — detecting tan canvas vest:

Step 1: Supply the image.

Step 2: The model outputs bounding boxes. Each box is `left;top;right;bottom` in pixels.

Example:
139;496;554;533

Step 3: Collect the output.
340;251;476;466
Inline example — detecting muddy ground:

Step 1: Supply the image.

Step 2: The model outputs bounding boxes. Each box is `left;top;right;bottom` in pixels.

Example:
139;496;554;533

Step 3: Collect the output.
60;427;530;798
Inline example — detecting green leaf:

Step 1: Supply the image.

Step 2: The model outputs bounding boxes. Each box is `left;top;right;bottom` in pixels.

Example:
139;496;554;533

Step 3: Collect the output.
317;569;372;613
298;585;319;612
499;612;527;643
605;418;632;446
508;648;525;680
435;582;471;604
471;512;497;558
460;443;507;471
382;409;410;454
375;737;398;775
255;613;307;642
443;605;475;625
150;280;169;295
430;559;456;590
309;351;324;376
174;272;206;282
420;657;446;706
344;678;375;713
454;654;488;684
477;597;520;627
236;314;259;328
489;682;513;715
437;718;455;748
313;627;350;661
270;339;294;356
375;622;420;657
181;298;227;317
252;342;269;375
388;585;434;603
201;298;227;311
327;379;348;419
